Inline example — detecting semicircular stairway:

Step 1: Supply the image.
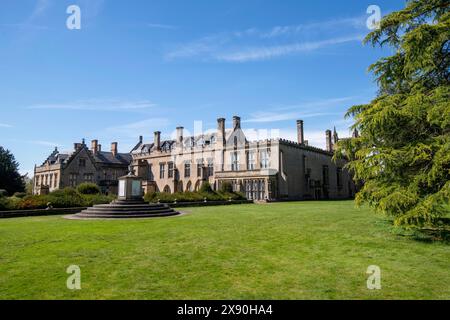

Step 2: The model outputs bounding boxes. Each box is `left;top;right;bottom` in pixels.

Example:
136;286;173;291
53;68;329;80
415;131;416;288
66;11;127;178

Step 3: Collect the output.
73;199;180;219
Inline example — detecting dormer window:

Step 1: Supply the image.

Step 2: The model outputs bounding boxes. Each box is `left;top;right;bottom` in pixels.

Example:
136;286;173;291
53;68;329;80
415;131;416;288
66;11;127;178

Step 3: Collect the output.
79;158;86;167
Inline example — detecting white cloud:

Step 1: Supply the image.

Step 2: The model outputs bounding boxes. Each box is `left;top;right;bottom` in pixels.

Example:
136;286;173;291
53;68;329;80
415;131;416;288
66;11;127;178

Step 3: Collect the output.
245;96;358;123
246;111;339;123
29;140;63;147
106;118;171;138
0;123;13;128
165;15;367;62
260;17;365;39
27;99;156;111
217;35;363;62
147;23;177;30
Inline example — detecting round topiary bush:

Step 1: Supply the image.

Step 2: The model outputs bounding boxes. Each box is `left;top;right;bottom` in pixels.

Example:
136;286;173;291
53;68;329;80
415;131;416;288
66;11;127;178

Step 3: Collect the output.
77;183;101;195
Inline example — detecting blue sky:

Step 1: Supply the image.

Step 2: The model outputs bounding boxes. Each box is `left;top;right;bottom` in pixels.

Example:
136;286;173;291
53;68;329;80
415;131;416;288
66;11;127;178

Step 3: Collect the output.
0;0;405;176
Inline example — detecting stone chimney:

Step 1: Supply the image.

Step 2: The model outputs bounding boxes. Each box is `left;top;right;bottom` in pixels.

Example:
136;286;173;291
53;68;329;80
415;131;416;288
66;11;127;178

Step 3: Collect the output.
326;130;333;152
176;127;184;147
74;143;81;151
233;116;241;130
139;136;143;144
98;144;102;152
91;140;99;154
111;142;118;156
217;118;226;146
297;120;305;145
154;131;161;150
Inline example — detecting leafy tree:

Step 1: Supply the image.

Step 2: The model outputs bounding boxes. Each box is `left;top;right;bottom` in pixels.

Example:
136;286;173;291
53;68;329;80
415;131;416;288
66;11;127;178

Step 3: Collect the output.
0;146;25;195
336;0;449;227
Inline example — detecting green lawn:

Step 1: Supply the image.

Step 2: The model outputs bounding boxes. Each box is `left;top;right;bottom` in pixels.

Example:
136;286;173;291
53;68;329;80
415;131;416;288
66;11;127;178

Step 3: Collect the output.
0;201;448;300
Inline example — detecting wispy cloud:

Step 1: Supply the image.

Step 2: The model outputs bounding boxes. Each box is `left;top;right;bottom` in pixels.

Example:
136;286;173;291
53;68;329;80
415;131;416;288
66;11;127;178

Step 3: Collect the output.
4;138;63;147
0;23;49;30
0;123;13;128
26;99;157;111
106;118;171;138
245;96;359;123
165;15;367;62
29;0;51;21
5;0;52;30
217;35;363;62
246;111;339;123
29;140;63;147
260;16;365;39
146;23;178;30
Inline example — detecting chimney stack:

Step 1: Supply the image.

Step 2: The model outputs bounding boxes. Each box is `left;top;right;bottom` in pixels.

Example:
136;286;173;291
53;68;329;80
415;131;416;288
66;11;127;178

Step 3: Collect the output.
91;140;99;154
233;116;241;130
217;118;226;146
176;127;184;147
98;144;102;152
139;136;143;144
154;131;161;150
326;130;333;152
297;120;305;145
111;142;118;156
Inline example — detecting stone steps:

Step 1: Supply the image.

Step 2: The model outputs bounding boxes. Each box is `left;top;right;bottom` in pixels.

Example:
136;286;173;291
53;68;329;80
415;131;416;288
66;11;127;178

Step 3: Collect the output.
72;200;180;219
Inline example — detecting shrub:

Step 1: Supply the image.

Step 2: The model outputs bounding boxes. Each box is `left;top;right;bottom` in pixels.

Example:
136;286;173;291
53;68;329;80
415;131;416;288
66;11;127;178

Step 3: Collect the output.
0;187;114;211
145;190;245;204
81;194;115;207
0;189;8;197
144;192;158;202
13;192;27;198
219;182;233;193
51;187;79;197
0;197;14;210
77;183;101;195
199;182;213;193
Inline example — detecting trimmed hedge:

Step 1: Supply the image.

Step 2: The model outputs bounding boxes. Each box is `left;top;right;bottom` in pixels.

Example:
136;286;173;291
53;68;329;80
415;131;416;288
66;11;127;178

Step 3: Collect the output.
144;190;246;204
0;187;115;211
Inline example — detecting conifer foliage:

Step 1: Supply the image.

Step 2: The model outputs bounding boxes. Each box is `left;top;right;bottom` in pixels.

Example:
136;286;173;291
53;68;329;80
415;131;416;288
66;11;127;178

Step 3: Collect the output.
336;0;449;227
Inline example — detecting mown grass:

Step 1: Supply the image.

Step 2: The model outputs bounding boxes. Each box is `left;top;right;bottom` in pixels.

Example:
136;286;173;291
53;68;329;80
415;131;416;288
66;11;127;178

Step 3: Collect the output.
0;201;448;300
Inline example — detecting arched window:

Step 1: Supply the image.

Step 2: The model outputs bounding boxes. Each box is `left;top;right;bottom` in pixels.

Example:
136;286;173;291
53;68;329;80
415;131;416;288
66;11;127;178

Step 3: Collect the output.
163;185;171;193
186;181;192;192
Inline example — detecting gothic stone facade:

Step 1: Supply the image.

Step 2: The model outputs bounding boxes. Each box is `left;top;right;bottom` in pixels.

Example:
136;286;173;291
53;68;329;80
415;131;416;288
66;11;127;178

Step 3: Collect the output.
33;140;132;195
131;116;356;201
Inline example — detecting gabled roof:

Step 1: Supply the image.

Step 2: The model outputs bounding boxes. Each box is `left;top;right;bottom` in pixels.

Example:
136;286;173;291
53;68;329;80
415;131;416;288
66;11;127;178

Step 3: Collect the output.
38;144;132;169
93;151;132;165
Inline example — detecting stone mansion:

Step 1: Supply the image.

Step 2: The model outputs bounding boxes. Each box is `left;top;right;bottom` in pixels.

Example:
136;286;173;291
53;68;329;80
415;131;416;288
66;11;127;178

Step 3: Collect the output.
34;140;132;195
34;116;356;201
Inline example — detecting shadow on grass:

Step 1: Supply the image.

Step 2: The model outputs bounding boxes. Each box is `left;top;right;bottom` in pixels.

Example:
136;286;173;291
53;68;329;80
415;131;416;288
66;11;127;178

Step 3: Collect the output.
387;218;450;244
